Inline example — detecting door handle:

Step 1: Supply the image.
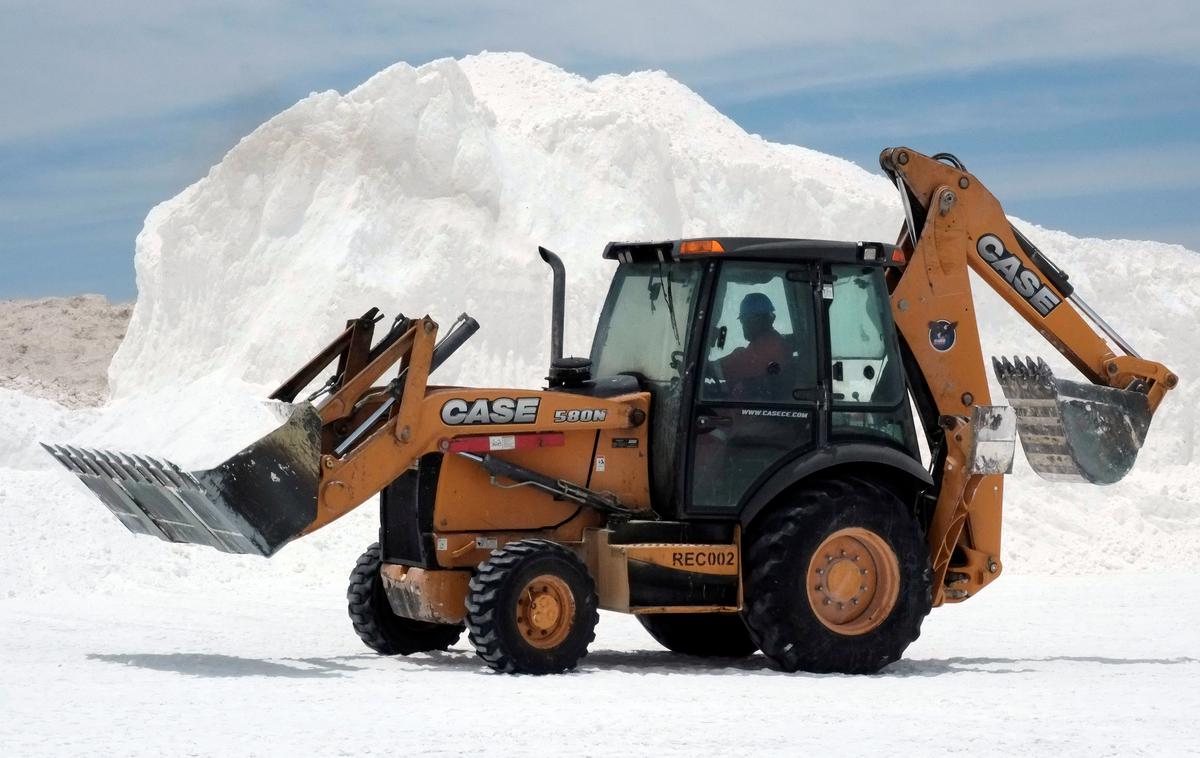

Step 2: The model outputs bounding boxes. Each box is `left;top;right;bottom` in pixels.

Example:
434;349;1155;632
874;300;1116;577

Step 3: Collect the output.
696;414;731;431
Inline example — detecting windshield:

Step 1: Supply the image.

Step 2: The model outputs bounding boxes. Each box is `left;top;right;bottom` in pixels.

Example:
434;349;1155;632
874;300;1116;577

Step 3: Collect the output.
591;262;702;382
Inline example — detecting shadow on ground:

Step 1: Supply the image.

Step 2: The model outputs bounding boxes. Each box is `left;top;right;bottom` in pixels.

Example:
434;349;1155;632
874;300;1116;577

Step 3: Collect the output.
581;652;1200;677
86;653;377;678
87;648;1200;679
886;655;1200;677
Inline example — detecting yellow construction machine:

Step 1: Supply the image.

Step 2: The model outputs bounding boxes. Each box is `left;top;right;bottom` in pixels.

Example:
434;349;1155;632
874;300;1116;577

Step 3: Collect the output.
46;148;1178;674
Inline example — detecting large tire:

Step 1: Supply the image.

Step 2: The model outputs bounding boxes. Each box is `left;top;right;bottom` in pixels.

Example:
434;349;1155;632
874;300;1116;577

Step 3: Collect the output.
347;543;463;655
638;613;758;658
466;539;599;674
742;478;931;674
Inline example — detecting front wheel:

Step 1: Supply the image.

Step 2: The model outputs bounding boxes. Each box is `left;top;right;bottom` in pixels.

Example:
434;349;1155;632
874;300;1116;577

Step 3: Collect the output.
742;478;931;674
465;539;599;674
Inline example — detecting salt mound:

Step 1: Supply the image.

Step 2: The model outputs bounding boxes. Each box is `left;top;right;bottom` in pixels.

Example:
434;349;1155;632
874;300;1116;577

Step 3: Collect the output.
19;53;1198;583
109;53;898;398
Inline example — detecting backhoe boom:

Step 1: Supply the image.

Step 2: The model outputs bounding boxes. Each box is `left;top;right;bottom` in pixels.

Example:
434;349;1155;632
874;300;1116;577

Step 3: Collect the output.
880;146;1177;604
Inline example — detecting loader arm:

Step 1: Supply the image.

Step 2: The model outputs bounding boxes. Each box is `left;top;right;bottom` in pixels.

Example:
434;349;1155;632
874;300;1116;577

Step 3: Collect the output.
46;311;650;557
879;147;1178;605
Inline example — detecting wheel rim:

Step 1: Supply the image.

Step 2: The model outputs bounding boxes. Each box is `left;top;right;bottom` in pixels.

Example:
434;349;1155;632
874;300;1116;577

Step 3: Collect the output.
806;527;900;636
516;574;575;649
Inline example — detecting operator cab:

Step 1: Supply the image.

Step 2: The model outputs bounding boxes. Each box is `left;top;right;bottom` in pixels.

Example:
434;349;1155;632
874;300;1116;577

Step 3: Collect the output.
589;237;919;519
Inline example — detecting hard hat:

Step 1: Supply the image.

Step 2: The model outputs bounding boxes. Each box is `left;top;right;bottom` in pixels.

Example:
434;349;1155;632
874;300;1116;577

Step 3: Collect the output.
738;292;775;319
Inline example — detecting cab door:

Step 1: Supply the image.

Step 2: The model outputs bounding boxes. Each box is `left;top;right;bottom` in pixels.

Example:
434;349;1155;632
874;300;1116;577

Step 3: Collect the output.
685;261;823;515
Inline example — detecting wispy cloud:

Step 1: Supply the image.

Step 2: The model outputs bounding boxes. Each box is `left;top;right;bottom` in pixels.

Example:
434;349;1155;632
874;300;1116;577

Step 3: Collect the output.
983;142;1200;199
774;66;1199;147
5;2;1200;143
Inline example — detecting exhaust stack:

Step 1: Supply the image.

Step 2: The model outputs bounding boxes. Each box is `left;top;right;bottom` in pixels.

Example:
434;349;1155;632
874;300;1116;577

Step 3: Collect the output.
538;246;566;363
538;246;591;388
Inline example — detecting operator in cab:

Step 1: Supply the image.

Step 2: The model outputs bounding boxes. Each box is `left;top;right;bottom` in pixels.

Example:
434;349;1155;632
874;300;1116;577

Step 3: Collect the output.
717;292;789;399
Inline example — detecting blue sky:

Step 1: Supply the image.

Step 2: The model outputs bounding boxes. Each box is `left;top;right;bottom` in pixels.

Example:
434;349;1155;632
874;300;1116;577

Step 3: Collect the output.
2;1;1198;300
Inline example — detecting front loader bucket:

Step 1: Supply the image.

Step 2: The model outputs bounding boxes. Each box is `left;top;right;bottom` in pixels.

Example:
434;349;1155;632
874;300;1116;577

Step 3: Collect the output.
993;356;1152;485
43;404;323;557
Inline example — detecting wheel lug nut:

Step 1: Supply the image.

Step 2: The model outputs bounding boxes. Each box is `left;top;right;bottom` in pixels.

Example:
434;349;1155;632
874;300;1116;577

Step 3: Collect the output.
815;585;823;591
860;586;867;592
852;555;859;562
816;568;824;575
851;598;859;605
860;569;868;575
823;599;832;605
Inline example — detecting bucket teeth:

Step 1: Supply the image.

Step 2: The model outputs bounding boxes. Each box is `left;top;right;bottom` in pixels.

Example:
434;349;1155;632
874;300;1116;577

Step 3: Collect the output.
42;444;166;539
992;355;1053;391
41;404;323;557
993;354;1151;485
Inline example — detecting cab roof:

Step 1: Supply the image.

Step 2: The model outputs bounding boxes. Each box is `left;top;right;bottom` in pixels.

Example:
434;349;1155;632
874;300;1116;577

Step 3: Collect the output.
602;237;901;266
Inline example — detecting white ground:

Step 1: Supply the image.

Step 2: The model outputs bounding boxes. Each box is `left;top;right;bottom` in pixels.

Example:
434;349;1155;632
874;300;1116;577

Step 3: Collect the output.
3;575;1197;757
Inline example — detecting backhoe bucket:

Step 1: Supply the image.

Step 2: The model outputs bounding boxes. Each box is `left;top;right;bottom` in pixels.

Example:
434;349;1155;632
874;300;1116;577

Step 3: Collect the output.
43;404;323;557
993;356;1151;485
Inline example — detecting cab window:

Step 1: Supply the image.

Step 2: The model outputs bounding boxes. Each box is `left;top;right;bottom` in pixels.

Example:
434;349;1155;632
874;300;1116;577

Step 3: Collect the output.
592;262;701;382
700;263;817;404
826;264;915;448
826;265;904;406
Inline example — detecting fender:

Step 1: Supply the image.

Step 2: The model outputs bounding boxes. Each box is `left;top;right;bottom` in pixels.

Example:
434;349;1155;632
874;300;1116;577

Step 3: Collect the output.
738;443;933;527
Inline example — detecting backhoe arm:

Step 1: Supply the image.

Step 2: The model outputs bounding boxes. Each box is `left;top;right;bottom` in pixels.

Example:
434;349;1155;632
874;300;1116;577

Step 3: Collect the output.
878;146;1177;604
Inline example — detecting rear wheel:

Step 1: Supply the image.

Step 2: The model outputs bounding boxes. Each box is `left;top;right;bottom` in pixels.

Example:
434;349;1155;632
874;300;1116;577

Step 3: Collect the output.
638;613;758;658
466;539;599;674
742;478;931;674
347;543;463;655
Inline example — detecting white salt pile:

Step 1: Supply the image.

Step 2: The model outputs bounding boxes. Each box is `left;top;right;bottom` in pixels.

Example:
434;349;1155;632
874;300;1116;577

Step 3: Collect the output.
108;53;900;399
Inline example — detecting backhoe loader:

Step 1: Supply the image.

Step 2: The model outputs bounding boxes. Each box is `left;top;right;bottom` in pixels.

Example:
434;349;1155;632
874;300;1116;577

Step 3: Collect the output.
46;147;1178;674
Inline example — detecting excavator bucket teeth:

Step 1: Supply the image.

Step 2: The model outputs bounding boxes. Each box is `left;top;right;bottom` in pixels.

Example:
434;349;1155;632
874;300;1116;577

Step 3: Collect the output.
992;356;1151;485
42;404;322;557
